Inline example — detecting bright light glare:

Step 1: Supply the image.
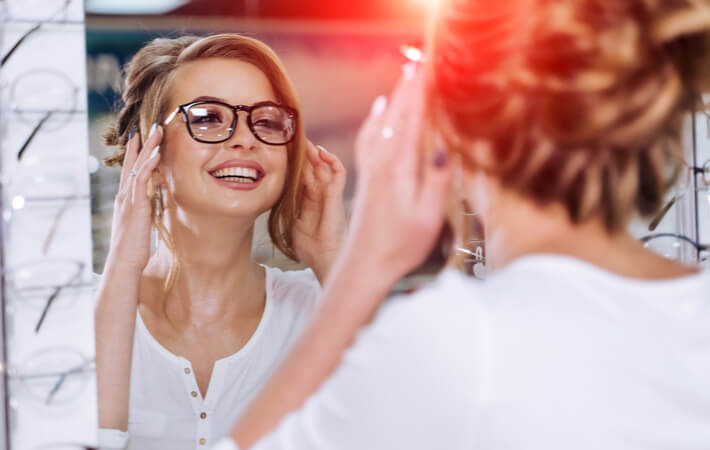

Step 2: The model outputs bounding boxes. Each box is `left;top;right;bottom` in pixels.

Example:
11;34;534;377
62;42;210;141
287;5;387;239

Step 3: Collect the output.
410;0;444;8
85;0;189;15
12;196;25;210
403;46;424;62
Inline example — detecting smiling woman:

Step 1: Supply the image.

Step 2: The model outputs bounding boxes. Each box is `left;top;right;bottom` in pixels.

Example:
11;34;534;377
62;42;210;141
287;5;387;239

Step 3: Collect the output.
94;34;347;449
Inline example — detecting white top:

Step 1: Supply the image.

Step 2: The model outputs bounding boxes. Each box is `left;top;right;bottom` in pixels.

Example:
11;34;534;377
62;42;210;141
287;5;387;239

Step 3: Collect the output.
99;266;321;450
211;255;710;450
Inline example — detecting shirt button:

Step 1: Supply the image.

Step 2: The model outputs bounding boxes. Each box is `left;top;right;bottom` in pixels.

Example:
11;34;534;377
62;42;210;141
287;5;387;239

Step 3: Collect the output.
199;438;206;445
200;412;207;419
191;391;198;398
184;368;191;374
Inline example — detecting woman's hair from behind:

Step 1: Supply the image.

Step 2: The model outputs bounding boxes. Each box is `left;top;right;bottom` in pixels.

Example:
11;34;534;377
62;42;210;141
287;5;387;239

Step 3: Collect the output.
429;0;710;231
103;34;308;290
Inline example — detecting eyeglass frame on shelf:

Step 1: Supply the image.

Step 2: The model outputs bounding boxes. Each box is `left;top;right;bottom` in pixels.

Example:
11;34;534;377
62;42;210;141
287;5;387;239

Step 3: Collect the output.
1;0;77;67
640;233;710;264
7;68;81;160
5;348;95;407
4;259;89;333
648;158;710;231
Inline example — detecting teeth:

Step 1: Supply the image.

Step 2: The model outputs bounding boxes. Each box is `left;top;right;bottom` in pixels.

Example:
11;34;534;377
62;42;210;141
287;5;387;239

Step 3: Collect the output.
220;176;255;184
212;167;259;180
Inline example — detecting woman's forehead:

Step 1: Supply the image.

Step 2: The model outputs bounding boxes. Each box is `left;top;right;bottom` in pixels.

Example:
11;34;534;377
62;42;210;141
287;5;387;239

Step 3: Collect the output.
170;57;277;106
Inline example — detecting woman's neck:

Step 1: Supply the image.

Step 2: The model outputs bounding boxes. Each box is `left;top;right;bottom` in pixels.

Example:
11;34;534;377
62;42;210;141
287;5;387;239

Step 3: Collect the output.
473;178;697;280
143;208;266;328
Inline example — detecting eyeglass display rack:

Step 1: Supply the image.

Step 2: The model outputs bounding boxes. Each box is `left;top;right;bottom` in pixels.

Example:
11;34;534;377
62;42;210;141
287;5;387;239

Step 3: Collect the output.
0;1;98;449
628;109;710;263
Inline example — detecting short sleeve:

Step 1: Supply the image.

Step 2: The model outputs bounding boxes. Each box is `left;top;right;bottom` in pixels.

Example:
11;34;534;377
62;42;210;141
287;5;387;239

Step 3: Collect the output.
247;285;477;450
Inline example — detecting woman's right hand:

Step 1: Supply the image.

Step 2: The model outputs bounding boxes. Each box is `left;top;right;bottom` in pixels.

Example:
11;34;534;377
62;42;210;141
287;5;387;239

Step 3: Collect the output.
106;124;163;275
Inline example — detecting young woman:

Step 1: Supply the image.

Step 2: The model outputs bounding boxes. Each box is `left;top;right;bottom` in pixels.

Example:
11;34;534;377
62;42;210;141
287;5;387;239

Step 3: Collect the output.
94;34;346;449
210;1;710;449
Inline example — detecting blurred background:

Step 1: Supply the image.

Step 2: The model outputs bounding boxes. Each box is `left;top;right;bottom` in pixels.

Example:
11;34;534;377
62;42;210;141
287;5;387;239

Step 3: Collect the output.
85;0;430;272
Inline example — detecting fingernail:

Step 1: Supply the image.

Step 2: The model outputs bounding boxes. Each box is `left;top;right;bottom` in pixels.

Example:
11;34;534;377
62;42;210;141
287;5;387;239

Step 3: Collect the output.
434;145;448;169
128;125;138;140
149;122;160;139
150;145;161;159
317;145;329;153
370;96;387;117
402;62;417;81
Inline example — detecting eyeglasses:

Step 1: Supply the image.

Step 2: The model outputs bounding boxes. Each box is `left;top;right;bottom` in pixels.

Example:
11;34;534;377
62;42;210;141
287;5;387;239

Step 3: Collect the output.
164;100;298;146
8;347;95;407
7;69;80;160
1;0;76;67
5;259;89;333
648;158;710;231
641;233;709;266
5;154;89;256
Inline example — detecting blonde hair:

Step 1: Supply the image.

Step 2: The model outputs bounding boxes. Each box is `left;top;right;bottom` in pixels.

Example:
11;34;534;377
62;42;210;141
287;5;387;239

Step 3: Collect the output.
104;34;308;290
428;0;710;231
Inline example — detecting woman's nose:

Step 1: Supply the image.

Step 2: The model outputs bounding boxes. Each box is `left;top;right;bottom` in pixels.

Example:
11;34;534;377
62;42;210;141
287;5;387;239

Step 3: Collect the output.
225;111;258;150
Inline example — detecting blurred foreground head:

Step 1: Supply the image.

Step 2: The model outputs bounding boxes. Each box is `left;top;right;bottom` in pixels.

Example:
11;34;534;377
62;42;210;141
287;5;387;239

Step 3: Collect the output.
429;0;710;231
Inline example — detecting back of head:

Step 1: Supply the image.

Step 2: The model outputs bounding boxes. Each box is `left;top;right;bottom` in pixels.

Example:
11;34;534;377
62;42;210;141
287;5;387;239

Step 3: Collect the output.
429;0;710;230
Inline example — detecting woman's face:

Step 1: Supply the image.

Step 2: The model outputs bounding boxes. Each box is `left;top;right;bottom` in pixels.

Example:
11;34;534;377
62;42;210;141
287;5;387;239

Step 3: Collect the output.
158;57;289;220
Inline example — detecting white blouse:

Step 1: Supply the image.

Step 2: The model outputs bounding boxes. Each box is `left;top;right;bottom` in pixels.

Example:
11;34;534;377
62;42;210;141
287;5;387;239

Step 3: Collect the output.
99;266;320;450
211;255;710;450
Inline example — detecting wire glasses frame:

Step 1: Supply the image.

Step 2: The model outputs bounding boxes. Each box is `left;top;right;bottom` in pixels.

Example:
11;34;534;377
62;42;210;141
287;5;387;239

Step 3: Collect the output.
1;0;74;67
8;69;80;161
641;233;710;266
163;100;298;146
648;158;710;231
5;259;88;333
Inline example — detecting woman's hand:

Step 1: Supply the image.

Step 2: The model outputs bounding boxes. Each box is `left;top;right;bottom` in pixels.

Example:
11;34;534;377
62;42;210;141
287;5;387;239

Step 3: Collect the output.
346;64;452;288
106;125;163;275
292;140;347;283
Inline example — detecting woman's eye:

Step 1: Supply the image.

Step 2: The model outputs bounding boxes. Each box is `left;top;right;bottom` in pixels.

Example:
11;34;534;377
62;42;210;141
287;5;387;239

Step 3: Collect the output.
190;112;223;124
254;119;282;130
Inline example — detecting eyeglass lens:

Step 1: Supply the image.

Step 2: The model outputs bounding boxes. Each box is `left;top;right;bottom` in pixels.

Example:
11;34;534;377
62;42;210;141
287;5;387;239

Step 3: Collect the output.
186;103;295;145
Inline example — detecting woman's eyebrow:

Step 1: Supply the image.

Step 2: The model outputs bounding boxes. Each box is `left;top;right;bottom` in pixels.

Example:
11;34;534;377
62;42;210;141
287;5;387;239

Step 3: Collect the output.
191;95;228;103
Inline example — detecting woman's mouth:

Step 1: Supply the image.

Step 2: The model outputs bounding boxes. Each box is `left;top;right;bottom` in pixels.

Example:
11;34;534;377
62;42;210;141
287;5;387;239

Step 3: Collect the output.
211;166;261;184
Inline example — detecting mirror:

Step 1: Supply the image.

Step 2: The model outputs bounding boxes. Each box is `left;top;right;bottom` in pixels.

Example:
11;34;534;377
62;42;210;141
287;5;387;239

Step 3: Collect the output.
84;3;430;449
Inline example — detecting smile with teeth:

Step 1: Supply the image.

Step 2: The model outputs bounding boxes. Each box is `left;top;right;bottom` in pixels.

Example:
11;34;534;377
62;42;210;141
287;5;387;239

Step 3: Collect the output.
211;167;260;183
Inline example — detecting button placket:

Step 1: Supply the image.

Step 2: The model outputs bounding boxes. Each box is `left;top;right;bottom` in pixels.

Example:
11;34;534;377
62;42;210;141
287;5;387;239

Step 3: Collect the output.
179;358;204;413
196;407;211;449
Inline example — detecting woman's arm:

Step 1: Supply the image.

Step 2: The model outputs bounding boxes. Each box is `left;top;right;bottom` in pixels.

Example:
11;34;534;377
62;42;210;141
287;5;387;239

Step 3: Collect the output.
95;264;141;431
228;65;452;448
95;126;163;431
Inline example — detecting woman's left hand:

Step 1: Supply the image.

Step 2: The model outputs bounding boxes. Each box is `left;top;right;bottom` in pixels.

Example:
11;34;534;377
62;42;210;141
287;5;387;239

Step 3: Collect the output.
292;140;347;283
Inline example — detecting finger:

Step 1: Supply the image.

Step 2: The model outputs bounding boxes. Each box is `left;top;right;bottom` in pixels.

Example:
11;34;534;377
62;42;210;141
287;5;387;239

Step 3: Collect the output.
373;66;425;168
131;146;162;205
317;146;347;191
119;127;140;190
418;147;453;222
132;123;163;173
301;158;320;201
395;70;427;179
357;96;388;145
298;165;322;228
305;140;323;170
355;96;388;167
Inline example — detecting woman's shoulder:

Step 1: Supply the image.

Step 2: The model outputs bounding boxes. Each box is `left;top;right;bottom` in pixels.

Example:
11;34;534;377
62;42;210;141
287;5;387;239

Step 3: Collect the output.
263;264;321;309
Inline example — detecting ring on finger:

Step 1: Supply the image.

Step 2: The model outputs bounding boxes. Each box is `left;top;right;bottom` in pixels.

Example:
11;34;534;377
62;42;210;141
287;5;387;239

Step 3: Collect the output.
381;126;394;139
129;170;138;177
